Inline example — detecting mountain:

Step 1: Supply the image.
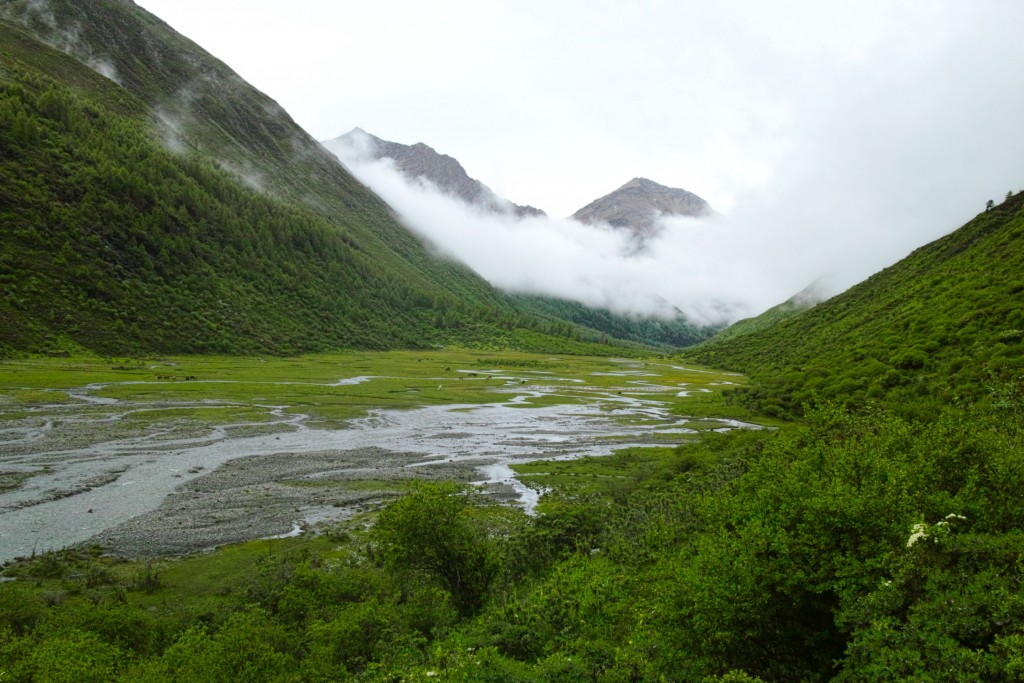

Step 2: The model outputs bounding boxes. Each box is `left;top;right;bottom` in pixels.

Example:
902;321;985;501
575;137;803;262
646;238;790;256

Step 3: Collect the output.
702;278;832;345
0;0;609;356
572;177;713;238
321;128;720;349
685;191;1024;419
323;128;546;218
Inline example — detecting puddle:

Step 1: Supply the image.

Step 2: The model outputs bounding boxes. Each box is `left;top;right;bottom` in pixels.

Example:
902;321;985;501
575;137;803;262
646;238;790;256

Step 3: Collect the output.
590;371;659;377
330;376;378;386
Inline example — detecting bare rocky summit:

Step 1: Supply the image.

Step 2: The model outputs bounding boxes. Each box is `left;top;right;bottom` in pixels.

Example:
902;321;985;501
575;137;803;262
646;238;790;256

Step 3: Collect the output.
572;177;712;237
323;128;546;218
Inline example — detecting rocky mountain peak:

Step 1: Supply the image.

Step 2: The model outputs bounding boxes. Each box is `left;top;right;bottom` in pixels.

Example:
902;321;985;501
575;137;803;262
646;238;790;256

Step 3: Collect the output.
572;177;712;238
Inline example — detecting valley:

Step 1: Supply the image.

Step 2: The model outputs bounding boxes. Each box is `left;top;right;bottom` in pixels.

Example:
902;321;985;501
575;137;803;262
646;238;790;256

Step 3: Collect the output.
0;352;756;563
1;0;1023;679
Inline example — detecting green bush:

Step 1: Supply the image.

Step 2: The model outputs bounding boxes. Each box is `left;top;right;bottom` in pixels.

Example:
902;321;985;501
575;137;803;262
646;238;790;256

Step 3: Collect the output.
372;483;501;617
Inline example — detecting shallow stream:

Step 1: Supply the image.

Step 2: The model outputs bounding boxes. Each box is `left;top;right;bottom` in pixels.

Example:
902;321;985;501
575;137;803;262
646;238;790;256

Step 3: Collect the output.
0;375;758;562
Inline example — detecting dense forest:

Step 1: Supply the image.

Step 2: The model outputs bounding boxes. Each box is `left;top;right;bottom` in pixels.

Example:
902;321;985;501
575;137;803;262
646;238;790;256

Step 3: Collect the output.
0;6;646;358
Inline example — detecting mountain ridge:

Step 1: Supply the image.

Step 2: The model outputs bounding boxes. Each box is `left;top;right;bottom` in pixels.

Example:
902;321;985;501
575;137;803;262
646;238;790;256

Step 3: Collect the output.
323;127;546;218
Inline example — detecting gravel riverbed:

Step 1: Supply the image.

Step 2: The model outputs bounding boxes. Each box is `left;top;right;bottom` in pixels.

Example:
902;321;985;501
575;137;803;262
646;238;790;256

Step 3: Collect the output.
0;380;757;562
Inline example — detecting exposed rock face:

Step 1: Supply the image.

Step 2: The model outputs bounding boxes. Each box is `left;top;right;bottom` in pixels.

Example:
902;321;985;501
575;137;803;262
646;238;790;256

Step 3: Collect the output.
323;128;546;218
572;177;712;237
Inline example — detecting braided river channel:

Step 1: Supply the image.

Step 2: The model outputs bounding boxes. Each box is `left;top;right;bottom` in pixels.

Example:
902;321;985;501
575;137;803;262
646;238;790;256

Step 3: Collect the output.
0;360;758;563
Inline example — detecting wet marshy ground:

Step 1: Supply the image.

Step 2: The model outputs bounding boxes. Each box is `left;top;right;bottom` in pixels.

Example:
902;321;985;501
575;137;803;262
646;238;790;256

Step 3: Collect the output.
0;353;757;561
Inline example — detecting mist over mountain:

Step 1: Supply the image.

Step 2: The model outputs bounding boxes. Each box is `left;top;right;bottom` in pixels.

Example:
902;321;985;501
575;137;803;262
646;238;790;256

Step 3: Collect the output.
703;276;834;345
324;128;545;218
325;131;765;326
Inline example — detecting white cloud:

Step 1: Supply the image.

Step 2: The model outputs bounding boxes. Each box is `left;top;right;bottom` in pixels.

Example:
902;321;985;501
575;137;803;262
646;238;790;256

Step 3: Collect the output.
340;156;792;326
134;0;1024;320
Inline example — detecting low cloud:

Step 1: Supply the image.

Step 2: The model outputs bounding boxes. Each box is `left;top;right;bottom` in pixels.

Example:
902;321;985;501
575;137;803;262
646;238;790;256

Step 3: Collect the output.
9;0;121;84
338;156;799;327
154;104;189;154
85;57;120;84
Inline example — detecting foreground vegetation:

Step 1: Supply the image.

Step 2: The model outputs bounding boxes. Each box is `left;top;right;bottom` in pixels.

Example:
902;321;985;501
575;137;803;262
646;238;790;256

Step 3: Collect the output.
2;386;1022;681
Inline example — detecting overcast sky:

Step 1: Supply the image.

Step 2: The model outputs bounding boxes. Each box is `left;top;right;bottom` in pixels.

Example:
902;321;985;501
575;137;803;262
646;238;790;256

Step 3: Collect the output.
134;0;1024;321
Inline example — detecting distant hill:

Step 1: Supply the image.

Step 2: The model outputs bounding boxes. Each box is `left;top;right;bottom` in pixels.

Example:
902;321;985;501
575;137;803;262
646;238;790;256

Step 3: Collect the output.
572;177;712;238
703;279;831;345
323;128;545;218
511;295;719;350
685;192;1024;419
0;1;612;356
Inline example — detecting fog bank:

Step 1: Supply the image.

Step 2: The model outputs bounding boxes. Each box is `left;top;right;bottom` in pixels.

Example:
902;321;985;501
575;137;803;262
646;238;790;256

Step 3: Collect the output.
339;157;804;327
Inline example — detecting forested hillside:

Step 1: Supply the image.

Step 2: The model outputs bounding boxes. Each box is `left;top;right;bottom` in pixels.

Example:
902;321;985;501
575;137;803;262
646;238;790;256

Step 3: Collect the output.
0;5;625;356
512;294;718;349
0;0;479;295
687;192;1024;418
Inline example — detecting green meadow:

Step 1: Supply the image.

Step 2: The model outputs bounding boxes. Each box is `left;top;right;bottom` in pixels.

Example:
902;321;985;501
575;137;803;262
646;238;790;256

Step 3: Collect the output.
0;350;755;428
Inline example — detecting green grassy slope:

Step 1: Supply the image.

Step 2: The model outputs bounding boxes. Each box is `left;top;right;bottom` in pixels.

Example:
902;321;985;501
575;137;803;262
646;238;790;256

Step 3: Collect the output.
0;0;421;263
0;5;640;356
685;192;1024;418
704;283;823;345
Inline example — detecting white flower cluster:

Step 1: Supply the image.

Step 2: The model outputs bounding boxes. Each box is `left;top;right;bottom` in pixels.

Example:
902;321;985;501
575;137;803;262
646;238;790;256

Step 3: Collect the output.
937;512;967;526
906;523;929;547
906;513;967;547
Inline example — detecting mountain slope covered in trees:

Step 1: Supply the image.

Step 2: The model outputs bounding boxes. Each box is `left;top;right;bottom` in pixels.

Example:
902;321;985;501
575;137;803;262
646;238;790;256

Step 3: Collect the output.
511;294;718;349
0;3;625;356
